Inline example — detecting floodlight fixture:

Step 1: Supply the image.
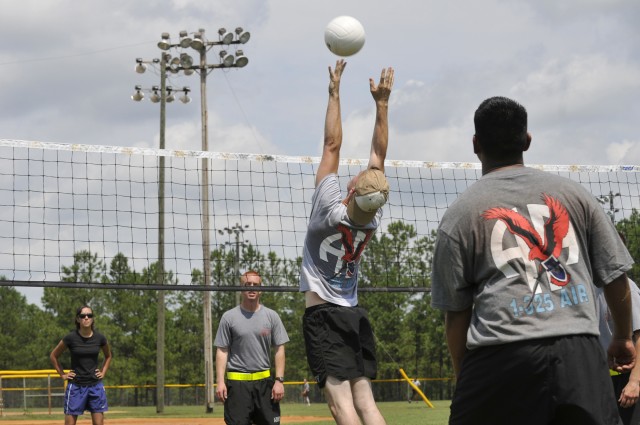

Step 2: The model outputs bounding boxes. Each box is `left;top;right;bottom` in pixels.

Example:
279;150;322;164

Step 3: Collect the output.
135;58;147;74
218;28;234;44
131;85;144;101
158;32;171;50
166;86;175;103
235;50;249;68
220;50;235;67
150;86;161;103
180;87;191;104
180;53;194;68
190;32;204;50
236;27;251;44
169;57;181;74
179;30;192;48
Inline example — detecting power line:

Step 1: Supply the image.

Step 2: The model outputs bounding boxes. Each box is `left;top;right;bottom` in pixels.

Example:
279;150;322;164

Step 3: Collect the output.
0;41;155;67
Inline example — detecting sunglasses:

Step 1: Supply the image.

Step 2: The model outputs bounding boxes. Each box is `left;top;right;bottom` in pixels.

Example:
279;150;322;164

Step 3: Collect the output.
78;313;94;319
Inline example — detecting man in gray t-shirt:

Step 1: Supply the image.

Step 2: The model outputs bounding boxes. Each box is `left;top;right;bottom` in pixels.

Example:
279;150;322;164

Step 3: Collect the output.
597;280;640;425
215;270;289;425
596;234;640;425
431;96;635;425
300;59;393;425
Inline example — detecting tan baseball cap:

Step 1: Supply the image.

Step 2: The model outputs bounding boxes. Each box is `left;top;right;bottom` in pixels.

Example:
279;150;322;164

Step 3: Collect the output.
346;169;390;225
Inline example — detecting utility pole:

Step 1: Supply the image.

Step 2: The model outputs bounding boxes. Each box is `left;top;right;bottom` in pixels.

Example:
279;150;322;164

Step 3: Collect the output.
132;54;191;414
597;191;621;225
155;27;250;413
156;54;167;414
218;223;249;304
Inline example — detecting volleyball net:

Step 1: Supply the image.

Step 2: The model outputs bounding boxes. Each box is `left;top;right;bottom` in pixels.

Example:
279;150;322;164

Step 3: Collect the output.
1;139;639;292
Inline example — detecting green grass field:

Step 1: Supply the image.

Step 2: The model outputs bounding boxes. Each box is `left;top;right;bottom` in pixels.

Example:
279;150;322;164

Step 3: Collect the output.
0;400;452;424
285;400;451;425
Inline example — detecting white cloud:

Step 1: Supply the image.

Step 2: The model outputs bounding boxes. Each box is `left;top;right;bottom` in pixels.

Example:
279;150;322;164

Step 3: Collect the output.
607;140;640;165
157;115;275;154
512;55;640;119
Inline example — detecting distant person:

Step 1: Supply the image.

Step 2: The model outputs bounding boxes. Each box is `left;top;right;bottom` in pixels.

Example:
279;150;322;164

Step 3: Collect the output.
302;378;311;406
408;377;420;403
300;59;394;425
215;270;289;425
431;96;635;424
50;305;112;425
597;232;640;425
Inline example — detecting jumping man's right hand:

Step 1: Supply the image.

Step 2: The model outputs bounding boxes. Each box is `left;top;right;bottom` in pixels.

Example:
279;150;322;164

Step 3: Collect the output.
328;59;346;96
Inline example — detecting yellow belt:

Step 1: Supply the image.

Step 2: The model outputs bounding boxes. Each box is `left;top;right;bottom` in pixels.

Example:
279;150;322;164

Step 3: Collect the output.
226;370;270;381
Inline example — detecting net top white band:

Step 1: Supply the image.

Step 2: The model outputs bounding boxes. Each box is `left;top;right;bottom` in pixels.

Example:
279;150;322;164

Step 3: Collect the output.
1;138;639;173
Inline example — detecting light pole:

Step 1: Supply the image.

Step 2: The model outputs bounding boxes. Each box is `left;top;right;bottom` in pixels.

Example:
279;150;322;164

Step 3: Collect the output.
132;55;190;414
218;223;250;304
597;191;621;224
156;27;250;413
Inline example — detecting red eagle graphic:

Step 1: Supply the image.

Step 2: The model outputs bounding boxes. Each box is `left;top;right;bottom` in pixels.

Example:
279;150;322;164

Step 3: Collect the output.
482;194;571;286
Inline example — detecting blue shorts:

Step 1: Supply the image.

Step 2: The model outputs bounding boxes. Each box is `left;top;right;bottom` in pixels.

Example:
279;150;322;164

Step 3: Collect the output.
64;381;108;415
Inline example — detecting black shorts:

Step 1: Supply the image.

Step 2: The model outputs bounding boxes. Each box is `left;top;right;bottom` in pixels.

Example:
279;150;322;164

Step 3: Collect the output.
302;303;377;388
224;378;280;425
449;335;621;425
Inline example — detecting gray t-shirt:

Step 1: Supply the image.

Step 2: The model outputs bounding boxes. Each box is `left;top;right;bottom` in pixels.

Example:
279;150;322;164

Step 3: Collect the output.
431;167;633;349
214;304;289;373
299;174;382;306
596;279;640;353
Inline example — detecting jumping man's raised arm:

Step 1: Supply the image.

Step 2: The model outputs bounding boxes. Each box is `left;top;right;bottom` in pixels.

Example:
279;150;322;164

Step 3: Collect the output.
316;59;346;187
367;67;394;172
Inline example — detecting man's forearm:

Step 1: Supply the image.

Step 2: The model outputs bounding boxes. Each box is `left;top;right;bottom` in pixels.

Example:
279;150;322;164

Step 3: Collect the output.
324;93;342;148
445;308;472;378
369;103;388;170
274;345;285;377
605;273;633;339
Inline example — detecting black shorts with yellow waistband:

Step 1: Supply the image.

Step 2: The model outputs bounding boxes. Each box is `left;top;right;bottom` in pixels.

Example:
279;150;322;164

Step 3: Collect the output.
224;370;280;425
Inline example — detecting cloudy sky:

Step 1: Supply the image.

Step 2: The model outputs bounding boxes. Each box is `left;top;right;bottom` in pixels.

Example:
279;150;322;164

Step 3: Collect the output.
2;0;639;304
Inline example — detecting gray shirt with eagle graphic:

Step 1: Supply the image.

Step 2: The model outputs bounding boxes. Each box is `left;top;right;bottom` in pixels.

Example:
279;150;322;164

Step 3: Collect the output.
431;166;632;349
299;174;382;307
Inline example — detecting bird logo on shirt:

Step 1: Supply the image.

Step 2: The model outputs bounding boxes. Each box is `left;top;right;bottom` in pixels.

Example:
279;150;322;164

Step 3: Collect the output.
482;193;571;286
335;223;374;278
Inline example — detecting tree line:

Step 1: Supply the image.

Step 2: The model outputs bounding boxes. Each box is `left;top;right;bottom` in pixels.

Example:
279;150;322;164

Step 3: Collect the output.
0;221;452;401
2;211;640;403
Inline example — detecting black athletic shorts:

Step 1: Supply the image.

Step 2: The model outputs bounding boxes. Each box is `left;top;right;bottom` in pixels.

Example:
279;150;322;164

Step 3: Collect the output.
302;303;377;388
224;377;280;425
449;335;622;425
